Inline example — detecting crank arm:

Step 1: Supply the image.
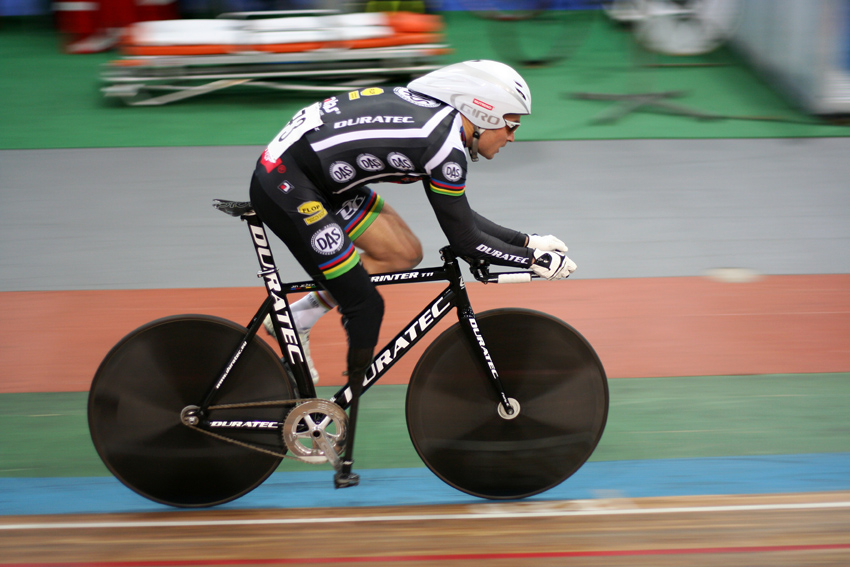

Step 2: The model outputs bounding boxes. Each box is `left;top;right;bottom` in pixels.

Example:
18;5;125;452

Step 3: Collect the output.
312;430;342;470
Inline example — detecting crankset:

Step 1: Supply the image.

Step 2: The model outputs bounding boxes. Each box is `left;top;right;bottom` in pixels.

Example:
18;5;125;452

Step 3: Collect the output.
282;399;348;468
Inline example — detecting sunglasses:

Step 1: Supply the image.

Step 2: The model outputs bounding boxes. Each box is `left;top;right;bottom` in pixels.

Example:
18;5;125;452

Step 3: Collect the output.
504;118;521;133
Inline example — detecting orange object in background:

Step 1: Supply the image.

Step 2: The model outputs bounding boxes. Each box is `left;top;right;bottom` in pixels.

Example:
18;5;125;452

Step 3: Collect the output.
116;11;447;57
385;11;444;33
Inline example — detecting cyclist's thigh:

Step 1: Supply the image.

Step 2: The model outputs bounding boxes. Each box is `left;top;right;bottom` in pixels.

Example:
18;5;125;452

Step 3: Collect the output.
329;187;422;270
250;162;383;348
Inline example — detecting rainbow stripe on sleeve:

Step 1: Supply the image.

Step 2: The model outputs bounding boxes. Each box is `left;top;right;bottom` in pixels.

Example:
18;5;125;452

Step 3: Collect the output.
344;191;385;240
430;179;465;197
318;243;360;279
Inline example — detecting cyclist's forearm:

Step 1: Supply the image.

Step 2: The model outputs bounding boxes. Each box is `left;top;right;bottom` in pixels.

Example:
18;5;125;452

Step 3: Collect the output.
471;211;527;247
427;190;532;267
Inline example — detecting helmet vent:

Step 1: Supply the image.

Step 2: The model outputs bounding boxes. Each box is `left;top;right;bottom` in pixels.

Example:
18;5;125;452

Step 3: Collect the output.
514;83;528;101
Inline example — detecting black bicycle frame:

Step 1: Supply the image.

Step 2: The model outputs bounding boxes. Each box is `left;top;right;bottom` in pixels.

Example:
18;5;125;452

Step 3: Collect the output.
201;207;515;415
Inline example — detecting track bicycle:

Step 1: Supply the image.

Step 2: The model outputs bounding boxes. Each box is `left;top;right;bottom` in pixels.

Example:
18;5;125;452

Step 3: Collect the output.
88;199;609;508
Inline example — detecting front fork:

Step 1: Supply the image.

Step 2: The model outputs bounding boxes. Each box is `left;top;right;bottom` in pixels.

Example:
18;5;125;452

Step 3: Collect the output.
442;248;516;418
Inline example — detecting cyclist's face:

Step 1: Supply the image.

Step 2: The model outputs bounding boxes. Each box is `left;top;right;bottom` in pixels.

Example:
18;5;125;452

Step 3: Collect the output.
477;114;521;160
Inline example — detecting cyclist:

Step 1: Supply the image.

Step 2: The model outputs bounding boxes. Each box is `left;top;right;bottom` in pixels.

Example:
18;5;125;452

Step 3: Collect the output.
249;59;575;483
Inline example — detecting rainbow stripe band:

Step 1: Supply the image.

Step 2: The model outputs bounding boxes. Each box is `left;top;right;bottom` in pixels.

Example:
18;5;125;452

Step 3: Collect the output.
345;190;385;240
318;243;360;280
430;179;465;197
313;290;335;309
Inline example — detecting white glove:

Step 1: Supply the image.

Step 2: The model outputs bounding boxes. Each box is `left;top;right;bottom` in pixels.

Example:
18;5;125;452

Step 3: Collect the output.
530;249;577;280
527;234;568;253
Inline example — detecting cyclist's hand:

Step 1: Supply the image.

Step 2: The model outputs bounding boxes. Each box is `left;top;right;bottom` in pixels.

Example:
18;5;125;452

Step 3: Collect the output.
530;249;576;280
527;234;568;253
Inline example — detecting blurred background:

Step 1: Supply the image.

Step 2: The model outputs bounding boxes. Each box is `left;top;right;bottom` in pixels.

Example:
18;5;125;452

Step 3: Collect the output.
1;0;849;562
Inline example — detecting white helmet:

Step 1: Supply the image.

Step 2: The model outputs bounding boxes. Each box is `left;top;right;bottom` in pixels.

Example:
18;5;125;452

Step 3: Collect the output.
407;60;531;129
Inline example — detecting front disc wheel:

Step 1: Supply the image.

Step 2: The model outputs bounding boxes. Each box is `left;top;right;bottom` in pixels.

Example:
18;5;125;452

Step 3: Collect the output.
406;308;608;500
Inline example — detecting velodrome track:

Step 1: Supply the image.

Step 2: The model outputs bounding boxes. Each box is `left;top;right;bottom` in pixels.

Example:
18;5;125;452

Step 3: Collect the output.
1;137;849;565
3;6;850;561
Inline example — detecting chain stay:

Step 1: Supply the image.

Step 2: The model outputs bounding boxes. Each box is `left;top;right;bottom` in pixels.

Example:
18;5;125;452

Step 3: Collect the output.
185;398;329;463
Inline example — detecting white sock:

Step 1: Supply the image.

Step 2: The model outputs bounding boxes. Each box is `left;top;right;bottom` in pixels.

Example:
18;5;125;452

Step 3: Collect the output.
291;291;335;333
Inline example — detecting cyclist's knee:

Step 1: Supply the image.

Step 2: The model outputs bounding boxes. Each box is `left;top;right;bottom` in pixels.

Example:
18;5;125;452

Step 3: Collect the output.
361;229;422;272
395;235;423;269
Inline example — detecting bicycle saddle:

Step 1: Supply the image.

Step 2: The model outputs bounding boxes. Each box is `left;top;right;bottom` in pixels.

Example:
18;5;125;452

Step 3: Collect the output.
213;199;254;217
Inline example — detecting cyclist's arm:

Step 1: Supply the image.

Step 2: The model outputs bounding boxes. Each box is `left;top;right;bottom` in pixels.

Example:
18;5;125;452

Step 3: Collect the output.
472;211;528;247
424;180;533;268
420;113;531;267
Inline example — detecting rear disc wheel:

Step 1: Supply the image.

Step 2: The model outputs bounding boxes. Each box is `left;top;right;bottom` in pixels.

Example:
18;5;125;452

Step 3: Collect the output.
88;315;293;507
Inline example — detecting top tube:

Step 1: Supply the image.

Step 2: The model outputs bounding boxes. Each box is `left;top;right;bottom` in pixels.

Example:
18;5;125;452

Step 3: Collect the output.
280;267;451;294
279;263;539;295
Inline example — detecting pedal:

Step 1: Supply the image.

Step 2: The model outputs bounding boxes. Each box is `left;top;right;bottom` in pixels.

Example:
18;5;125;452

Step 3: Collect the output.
333;460;360;489
334;471;360;489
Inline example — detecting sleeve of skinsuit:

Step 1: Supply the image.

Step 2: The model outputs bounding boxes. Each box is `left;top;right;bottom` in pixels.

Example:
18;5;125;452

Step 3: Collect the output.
472;211;527;247
420;111;532;268
424;180;533;268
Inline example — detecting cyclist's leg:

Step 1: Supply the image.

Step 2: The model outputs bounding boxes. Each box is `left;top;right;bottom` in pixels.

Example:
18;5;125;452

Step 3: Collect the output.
249;169;330;383
281;188;422;365
289;186;390;328
251;169;381;484
249;163;384;358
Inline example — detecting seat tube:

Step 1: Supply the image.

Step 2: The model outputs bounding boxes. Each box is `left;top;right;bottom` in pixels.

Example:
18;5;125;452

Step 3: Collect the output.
445;253;515;416
243;212;316;398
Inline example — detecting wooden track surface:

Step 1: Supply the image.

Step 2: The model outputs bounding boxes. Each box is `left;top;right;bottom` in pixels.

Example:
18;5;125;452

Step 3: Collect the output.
2;492;849;566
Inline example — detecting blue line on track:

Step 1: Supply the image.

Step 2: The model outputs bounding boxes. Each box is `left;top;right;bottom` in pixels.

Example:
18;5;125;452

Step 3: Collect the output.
1;453;849;516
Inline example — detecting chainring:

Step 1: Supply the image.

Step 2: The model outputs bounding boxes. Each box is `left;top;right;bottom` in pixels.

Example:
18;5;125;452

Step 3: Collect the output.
282;400;347;464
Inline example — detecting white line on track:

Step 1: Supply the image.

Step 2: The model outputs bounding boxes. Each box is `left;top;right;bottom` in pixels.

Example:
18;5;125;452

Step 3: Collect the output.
2;501;850;531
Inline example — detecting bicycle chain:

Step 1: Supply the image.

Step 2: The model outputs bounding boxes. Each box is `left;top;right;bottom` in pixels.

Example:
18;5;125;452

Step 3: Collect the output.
208;399;300;411
185;398;319;462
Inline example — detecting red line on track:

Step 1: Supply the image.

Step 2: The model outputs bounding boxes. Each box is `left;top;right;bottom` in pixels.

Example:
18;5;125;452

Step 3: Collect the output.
5;543;850;566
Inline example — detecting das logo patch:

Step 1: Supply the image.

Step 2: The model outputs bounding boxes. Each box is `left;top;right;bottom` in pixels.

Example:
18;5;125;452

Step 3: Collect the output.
442;162;463;183
387;152;414;171
329;161;356;183
393;87;440;108
311;224;345;255
356;153;385;172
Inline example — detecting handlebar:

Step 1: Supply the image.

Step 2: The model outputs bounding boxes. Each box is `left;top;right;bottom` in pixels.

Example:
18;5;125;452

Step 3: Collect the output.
488;272;534;284
448;248;540;284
